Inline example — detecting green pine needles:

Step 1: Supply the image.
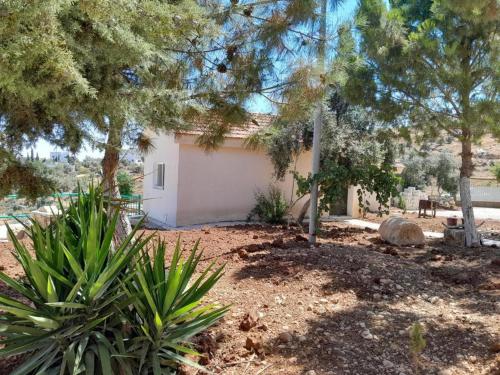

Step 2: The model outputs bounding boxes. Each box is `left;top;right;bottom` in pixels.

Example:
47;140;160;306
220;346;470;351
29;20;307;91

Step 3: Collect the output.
0;186;228;374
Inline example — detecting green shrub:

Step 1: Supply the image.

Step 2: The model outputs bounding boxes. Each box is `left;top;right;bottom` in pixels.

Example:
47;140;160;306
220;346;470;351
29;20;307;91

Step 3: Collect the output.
248;185;289;224
117;170;134;195
0;186;148;374
123;240;228;373
492;162;500;183
0;186;227;374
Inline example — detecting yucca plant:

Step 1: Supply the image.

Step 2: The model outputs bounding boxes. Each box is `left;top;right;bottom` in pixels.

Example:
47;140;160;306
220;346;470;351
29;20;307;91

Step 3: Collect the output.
123;240;229;374
0;187;151;374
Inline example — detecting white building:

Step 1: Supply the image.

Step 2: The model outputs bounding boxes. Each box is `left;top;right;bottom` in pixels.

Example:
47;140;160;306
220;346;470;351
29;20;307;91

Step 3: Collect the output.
143;114;384;227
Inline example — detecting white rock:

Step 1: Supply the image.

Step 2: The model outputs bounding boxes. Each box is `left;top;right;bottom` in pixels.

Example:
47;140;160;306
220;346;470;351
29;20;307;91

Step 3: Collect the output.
429;296;441;304
361;330;374;340
379;217;425;246
383;359;394;368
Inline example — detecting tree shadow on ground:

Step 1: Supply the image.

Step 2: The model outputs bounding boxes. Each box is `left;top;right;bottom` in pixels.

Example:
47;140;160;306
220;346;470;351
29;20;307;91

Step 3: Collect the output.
264;304;498;375
229;226;498;374
231;226;499;317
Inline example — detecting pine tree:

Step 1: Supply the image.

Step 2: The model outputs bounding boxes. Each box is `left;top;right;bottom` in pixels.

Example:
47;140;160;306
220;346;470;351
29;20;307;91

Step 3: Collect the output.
344;0;499;247
1;0;345;240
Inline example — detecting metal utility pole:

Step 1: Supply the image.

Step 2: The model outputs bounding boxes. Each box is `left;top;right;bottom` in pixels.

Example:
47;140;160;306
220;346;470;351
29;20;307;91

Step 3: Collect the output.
308;0;327;244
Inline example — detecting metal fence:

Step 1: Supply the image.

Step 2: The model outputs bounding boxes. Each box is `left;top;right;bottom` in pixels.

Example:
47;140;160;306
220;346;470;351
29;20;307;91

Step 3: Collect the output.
469;186;500;202
0;192;143;220
456;183;500;208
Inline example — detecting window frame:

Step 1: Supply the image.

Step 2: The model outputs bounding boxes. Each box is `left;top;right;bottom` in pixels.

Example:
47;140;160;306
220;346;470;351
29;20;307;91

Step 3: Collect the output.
153;162;165;190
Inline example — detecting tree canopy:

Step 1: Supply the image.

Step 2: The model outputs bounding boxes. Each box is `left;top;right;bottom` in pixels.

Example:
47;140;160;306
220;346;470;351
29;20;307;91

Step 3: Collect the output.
0;0;347;199
343;0;499;246
248;89;400;217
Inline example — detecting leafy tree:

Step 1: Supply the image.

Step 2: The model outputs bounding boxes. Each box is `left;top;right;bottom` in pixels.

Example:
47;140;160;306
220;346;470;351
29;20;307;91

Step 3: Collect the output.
250;90;400;220
0;1;235;240
401;150;458;195
429;152;458;195
117;170;134;196
1;0;344;242
345;0;499;246
401;151;429;190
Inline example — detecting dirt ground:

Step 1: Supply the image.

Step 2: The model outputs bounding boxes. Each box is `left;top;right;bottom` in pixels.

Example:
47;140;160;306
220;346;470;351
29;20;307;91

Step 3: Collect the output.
0;222;499;375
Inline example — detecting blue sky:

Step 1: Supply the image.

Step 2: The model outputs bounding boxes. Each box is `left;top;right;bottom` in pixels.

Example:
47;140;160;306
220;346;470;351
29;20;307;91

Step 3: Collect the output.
30;0;359;160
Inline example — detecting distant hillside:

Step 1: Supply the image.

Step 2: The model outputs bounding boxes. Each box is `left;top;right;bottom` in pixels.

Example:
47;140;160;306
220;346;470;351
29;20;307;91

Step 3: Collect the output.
402;134;499;181
436;135;499;180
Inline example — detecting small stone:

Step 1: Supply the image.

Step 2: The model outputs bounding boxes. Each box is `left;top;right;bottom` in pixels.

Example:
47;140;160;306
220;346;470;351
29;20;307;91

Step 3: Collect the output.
361;330;373;340
490;342;500;353
246;243;263;253
245;335;263;353
271;238;285;248
239;312;259;331
295;234;308;242
275;296;285;305
306;371;316;375
237;249;249;259
429;296;441;304
257;324;268;331
383;359;394;368
278;332;293;343
314;306;326;314
373;293;382;300
298;335;307;342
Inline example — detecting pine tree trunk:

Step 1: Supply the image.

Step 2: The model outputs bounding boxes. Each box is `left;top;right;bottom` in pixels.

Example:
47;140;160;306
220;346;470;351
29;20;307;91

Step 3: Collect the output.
459;138;480;247
101;119;132;246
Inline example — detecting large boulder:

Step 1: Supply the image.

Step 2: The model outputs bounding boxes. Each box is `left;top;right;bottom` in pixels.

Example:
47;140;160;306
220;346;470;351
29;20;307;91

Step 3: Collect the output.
379;217;425;246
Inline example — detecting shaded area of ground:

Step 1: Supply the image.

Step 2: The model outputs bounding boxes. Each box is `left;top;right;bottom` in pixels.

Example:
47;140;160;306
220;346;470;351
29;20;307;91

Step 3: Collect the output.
0;222;498;374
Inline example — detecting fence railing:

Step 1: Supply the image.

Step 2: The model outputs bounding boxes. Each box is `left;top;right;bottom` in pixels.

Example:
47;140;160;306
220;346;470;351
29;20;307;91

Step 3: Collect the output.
0;192;143;220
469;186;500;203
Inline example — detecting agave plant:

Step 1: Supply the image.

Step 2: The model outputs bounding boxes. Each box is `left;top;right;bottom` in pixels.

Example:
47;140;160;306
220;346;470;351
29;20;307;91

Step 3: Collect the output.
123;240;229;374
0;187;229;374
0;187;150;374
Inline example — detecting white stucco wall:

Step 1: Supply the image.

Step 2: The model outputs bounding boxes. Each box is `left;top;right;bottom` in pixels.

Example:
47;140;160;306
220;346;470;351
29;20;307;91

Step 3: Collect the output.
174;135;312;226
142;133;179;226
347;185;390;218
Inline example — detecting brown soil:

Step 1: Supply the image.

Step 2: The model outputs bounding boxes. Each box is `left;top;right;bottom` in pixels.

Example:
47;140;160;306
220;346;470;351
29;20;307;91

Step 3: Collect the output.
1;223;499;375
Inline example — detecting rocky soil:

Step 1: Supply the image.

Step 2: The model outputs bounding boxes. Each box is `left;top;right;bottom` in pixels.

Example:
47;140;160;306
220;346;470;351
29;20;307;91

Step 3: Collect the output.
0;222;499;374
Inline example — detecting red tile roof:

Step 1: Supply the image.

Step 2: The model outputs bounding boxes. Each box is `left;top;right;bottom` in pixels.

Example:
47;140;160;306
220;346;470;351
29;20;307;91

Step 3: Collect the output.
177;113;275;139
